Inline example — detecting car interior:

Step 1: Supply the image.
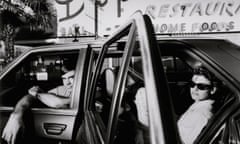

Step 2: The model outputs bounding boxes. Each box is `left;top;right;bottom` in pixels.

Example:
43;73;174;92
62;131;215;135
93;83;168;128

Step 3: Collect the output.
162;55;235;117
90;50;149;143
161;52;236;144
0;51;79;108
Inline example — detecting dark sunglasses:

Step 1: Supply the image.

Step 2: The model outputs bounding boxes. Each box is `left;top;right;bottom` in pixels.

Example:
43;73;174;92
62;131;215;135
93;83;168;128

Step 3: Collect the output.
189;81;212;90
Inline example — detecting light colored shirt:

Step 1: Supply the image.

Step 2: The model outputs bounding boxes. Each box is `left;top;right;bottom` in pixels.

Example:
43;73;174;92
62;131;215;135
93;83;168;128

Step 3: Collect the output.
135;87;149;126
48;85;72;98
177;99;214;144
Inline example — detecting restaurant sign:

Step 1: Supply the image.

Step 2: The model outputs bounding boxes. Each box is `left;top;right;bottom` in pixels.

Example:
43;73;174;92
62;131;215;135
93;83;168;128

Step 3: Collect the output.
53;0;240;36
54;0;96;37
146;0;240;33
104;0;240;35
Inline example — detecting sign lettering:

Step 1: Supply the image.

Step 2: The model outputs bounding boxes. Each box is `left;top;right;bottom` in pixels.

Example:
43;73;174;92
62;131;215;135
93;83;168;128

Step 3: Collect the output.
54;0;240;36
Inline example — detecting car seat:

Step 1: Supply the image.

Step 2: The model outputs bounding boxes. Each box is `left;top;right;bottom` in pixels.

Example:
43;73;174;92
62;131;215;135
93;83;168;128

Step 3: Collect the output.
104;67;117;98
96;67;117;125
134;87;149;126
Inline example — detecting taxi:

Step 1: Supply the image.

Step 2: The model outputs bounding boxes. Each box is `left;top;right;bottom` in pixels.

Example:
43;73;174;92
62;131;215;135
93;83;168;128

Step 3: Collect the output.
1;11;240;144
79;11;240;144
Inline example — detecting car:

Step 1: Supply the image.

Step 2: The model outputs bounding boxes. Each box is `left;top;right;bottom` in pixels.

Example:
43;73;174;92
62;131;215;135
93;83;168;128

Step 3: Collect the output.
78;11;240;144
0;42;105;143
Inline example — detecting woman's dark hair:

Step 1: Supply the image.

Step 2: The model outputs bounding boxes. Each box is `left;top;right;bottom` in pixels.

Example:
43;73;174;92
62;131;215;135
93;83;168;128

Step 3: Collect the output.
193;66;216;86
193;66;226;113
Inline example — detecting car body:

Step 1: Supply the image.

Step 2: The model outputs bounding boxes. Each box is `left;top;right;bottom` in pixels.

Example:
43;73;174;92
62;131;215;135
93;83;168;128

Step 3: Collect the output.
79;11;240;144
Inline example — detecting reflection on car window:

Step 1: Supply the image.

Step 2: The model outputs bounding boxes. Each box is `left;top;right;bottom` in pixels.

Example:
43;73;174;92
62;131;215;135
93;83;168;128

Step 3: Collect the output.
162;56;191;73
0;50;79;108
92;56;121;126
163;56;193;116
91;43;151;144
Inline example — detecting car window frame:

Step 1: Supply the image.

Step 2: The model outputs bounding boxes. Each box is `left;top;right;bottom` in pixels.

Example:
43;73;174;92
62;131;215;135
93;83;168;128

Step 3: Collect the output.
0;47;96;112
85;22;138;143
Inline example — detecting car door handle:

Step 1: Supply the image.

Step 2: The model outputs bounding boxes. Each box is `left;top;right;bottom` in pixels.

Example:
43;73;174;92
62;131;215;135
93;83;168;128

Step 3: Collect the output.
43;123;67;135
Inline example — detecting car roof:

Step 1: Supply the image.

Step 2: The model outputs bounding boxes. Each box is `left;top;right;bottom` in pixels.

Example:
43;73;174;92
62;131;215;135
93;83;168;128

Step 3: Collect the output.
157;37;240;86
18;36;240;84
18;41;104;54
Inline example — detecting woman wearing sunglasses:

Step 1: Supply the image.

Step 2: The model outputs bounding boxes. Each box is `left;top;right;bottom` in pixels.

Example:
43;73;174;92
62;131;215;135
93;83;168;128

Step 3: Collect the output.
177;66;217;144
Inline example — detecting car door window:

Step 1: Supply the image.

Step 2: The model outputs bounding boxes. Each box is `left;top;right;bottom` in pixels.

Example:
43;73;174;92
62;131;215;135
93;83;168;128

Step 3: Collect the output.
162;56;193;116
113;48;151;144
86;14;148;144
89;50;124;137
0;50;79;108
90;40;151;144
95;56;121;125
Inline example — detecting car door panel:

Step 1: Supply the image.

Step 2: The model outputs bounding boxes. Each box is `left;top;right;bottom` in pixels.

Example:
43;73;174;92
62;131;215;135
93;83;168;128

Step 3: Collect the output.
33;113;75;139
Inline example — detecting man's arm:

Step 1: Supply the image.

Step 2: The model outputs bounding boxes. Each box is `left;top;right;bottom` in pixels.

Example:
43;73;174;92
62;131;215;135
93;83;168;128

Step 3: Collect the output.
2;95;36;144
37;93;70;108
29;86;70;108
13;94;36;115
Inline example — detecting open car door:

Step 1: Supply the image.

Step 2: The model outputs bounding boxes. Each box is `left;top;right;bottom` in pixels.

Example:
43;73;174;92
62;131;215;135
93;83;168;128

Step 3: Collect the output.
80;11;181;144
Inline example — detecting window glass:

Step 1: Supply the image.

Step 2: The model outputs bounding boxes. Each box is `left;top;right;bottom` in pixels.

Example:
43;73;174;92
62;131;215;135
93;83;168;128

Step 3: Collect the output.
162;56;193;116
92;53;123;126
162;56;192;82
90;26;151;144
0;50;79;108
113;44;150;144
90;29;132;140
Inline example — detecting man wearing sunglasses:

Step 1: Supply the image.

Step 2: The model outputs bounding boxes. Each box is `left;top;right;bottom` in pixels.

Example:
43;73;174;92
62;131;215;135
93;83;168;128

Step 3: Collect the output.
178;66;217;144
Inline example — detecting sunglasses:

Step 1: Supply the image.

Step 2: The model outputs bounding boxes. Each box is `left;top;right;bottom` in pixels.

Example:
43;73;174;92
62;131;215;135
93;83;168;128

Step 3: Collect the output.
189;81;212;90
